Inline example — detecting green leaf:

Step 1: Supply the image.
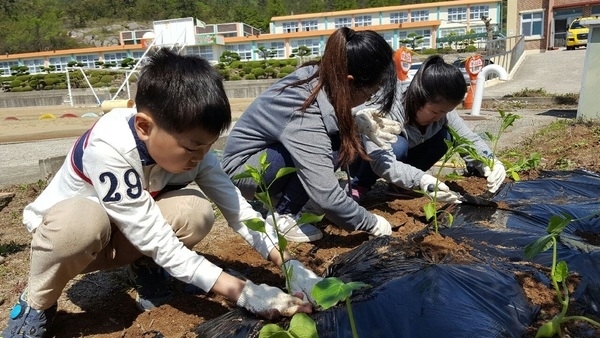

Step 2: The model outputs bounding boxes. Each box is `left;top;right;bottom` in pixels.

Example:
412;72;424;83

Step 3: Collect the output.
547;213;572;235
535;318;560;338
243;218;266;233
288;313;318;338
524;234;554;258
275;167;297;181
311;277;370;310
554;261;569;282
256;191;272;207
446;213;454;227
296;213;324;225
259;323;290;338
423;202;436;221
259;152;269;168
277;233;288;251
233;171;254;180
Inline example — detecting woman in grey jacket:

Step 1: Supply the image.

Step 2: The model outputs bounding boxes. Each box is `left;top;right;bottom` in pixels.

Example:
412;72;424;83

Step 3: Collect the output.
221;27;399;242
349;55;506;203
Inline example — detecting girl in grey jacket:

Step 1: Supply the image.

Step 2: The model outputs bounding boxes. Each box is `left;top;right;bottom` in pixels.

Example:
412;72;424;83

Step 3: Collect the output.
221;27;398;241
349;55;506;203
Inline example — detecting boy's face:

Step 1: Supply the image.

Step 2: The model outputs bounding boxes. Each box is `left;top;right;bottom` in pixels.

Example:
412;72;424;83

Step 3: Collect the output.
134;112;219;173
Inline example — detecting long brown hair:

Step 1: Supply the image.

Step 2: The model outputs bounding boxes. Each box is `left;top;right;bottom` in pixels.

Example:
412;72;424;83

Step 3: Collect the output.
288;27;396;166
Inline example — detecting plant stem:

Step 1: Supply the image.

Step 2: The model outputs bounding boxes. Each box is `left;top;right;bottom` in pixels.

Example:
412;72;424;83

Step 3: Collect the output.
346;297;359;338
563;315;600;328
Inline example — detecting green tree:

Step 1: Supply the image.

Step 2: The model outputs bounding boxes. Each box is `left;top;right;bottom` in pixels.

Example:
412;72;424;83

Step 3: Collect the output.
254;46;277;62
289;45;312;64
400;32;424;50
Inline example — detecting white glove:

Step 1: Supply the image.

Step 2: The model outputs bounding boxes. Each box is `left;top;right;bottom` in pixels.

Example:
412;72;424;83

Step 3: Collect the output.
371;214;392;236
284;259;323;305
419;174;461;204
237;280;310;319
483;158;506;193
353;108;403;150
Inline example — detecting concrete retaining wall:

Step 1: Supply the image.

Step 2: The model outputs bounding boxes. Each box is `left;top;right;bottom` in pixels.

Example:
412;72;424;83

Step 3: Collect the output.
0;79;278;108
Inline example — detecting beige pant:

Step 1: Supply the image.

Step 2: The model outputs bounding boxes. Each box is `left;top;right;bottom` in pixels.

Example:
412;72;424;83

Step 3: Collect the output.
27;187;214;310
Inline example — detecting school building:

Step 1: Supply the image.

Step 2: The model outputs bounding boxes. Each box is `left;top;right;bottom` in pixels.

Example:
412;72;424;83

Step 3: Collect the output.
2;0;597;76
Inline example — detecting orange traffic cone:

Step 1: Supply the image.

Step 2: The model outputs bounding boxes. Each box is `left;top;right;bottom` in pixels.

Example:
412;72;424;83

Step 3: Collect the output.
463;80;476;109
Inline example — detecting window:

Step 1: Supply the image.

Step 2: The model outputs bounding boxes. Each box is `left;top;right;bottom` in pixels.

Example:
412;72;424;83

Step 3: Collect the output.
471;5;490;20
0;61;19;76
187;45;214;61
380;32;394;48
440;27;467;37
257;42;285;58
592;5;600;15
301;20;318;32
521;12;543;37
354;15;372;27
49;56;72;72
132;51;145;60
103;52;129;64
226;44;253;60
290;39;322;56
22;59;45;74
411;10;429;22
390;12;408;24
282;21;299;33
334;17;352;28
75;54;100;68
448;7;467;22
399;29;431;49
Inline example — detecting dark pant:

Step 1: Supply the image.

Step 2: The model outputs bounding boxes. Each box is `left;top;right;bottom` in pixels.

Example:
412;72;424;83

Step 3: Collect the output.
351;126;451;189
262;143;341;215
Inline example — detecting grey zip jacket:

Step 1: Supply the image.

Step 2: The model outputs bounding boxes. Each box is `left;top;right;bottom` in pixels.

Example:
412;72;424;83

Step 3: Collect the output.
221;65;378;233
363;81;493;190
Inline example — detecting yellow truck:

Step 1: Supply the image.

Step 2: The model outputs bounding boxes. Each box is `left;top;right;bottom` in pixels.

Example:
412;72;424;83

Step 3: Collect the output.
566;16;597;50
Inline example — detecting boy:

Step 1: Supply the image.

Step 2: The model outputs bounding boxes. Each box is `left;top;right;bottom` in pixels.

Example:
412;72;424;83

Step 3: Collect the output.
2;48;319;338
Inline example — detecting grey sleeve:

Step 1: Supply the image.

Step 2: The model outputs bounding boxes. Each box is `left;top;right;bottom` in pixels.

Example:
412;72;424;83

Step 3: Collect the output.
280;113;377;233
446;111;493;165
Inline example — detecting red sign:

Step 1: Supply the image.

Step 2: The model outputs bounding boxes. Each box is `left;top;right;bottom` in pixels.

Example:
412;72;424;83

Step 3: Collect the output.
465;54;484;80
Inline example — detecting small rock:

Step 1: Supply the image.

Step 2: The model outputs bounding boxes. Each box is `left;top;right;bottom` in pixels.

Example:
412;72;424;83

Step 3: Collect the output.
0;192;15;212
0;255;5;265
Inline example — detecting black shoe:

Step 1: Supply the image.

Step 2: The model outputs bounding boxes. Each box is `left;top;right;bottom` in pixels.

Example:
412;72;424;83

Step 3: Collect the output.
127;257;174;311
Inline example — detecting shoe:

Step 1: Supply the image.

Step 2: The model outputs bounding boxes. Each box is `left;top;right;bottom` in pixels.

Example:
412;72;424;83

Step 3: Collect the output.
386;184;423;199
2;292;57;338
266;212;323;243
127;257;174;311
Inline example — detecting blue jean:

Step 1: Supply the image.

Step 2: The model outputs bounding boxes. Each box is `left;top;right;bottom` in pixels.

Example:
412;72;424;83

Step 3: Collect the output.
351;126;451;189
261;143;342;215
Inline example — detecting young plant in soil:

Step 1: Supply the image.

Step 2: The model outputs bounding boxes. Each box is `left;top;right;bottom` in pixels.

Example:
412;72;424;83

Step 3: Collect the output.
524;213;600;337
235;153;370;338
311;277;371;338
233;152;322;337
481;110;520;171
423;127;477;232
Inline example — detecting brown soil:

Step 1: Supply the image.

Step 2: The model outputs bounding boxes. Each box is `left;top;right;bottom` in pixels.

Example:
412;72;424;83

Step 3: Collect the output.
1;112;600;337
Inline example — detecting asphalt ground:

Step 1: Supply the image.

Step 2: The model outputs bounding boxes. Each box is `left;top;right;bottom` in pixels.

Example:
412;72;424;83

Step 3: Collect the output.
0;48;586;188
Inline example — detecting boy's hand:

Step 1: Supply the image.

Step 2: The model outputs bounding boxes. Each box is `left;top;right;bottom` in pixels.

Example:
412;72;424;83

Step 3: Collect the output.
353;108;402;150
285;259;322;305
236;280;312;319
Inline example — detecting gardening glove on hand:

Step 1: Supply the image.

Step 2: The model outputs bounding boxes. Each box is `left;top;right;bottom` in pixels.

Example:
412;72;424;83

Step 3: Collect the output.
484;158;506;193
420;174;462;204
370;214;392;236
285;259;323;305
237;280;311;320
353;108;403;150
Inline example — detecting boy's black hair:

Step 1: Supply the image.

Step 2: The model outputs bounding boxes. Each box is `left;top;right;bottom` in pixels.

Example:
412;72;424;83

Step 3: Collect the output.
135;47;231;135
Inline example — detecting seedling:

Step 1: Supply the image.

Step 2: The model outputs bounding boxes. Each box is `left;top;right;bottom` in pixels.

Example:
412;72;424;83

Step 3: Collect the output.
524;213;600;337
233;152;323;291
259;313;317;338
423;127;477;232
480;110;520;170
502;151;541;181
312;277;371;338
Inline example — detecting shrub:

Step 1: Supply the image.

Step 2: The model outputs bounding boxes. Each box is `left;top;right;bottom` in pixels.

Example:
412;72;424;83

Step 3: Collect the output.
109;87;118;94
242;66;253;74
16;75;31;82
93;81;107;87
288;59;298;67
55;83;67;90
10;80;22;88
100;75;113;83
465;45;477;52
89;77;100;85
230;75;242;80
280;65;296;74
251;68;265;78
43;85;54;90
218;69;230;80
21;86;33;91
553;93;579;105
230;61;242;69
277;72;289;78
45;73;60;78
264;67;276;78
244;74;256;80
